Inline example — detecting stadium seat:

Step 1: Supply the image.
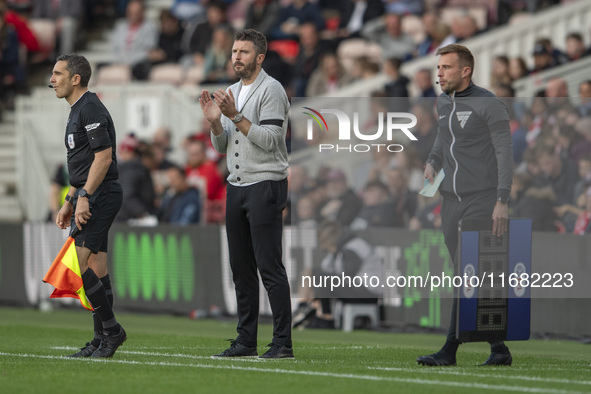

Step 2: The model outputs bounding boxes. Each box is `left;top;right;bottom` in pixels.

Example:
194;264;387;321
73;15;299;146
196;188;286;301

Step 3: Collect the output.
95;64;132;85
333;301;380;332
149;63;185;85
28;19;56;61
184;65;205;86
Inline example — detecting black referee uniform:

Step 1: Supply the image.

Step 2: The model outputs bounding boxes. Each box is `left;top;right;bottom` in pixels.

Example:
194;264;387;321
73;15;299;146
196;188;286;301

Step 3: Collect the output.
66;91;122;252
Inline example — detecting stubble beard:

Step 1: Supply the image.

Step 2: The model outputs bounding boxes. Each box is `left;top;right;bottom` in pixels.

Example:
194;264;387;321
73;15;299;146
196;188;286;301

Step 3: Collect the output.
234;59;257;80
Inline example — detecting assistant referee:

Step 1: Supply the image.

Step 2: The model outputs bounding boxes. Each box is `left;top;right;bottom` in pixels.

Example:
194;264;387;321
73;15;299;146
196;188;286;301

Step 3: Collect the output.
52;54;126;358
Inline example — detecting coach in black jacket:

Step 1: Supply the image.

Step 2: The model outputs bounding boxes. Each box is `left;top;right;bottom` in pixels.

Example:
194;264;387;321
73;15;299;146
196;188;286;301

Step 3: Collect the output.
418;44;513;367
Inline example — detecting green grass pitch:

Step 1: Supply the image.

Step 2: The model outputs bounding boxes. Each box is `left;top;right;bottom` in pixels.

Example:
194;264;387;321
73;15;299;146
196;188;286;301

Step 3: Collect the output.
0;307;589;393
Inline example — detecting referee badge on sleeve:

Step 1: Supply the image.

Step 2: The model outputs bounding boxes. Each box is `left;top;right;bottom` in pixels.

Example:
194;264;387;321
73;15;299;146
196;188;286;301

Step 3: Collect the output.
68;134;75;149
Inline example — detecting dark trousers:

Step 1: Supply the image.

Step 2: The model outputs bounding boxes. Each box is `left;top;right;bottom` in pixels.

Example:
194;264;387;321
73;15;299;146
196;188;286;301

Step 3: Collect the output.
226;179;292;347
440;190;497;344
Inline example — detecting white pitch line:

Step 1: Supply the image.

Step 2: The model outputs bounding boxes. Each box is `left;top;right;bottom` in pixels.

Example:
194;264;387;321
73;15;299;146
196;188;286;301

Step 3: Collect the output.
369;367;591;386
0;352;580;394
50;347;272;363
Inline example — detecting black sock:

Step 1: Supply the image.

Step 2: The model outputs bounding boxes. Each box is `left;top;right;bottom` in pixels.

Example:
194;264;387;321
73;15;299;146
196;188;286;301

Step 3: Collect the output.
101;274;114;308
82;268;118;333
91;313;102;347
90;275;114;346
490;341;508;353
440;340;459;357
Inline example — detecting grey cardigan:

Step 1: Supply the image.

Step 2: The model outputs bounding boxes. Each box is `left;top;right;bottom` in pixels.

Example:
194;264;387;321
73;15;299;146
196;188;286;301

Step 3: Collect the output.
211;68;289;184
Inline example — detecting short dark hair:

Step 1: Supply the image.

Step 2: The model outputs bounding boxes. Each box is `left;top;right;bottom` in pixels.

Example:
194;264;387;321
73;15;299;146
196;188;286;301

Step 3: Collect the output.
386;57;403;70
436;44;474;77
169;165;186;178
234;29;267;56
56;53;92;87
566;32;583;42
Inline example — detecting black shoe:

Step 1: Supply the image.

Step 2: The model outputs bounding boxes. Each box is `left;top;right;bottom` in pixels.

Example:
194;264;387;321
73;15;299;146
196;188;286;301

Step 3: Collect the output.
91;326;127;358
292;304;316;328
481;350;512;366
212;340;258;357
67;342;98;358
260;343;294;359
417;352;457;366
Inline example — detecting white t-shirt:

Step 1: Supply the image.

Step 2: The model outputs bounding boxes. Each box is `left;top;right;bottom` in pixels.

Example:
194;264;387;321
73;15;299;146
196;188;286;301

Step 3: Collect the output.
237;84;252;112
230;83;259;187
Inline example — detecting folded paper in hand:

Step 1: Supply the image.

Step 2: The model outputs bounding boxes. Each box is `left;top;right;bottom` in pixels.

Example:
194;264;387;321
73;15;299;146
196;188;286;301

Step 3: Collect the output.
419;169;445;197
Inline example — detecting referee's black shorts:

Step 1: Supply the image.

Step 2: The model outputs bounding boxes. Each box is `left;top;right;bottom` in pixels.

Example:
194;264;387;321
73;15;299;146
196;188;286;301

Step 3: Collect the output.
70;181;122;254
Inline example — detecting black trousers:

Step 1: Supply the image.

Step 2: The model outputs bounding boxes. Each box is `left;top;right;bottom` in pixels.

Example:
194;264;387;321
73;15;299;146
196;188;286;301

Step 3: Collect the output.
440;190;497;344
226;179;292;347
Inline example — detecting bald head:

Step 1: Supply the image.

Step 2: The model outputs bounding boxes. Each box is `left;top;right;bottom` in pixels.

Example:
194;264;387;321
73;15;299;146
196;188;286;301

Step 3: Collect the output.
546;78;568;98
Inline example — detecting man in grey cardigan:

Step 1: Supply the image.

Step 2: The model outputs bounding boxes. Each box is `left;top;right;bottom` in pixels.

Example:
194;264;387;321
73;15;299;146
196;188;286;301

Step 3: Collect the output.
200;29;293;359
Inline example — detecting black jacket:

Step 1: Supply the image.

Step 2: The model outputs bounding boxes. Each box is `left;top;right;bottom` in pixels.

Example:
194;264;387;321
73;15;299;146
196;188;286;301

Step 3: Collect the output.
427;82;513;201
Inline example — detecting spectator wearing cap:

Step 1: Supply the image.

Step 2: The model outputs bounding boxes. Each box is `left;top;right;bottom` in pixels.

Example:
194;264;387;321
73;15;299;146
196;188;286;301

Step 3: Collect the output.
536;38;568;69
318;169;362;226
115;134;156;222
531;42;553;73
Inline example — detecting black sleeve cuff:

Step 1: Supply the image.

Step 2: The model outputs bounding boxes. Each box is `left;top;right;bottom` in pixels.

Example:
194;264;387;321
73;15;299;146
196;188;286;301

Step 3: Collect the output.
497;188;510;201
426;158;441;173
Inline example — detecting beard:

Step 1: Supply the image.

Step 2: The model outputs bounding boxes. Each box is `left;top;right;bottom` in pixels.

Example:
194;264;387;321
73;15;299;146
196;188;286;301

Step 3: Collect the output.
233;59;257;80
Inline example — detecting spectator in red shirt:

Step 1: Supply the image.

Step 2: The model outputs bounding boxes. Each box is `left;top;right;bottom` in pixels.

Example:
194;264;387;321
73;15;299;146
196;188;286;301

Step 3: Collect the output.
4;0;39;52
185;139;224;202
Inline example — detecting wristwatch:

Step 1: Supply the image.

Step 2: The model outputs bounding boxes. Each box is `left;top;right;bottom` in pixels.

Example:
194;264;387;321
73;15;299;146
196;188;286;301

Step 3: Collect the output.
64;194;73;204
232;113;243;124
78;189;92;199
497;196;509;204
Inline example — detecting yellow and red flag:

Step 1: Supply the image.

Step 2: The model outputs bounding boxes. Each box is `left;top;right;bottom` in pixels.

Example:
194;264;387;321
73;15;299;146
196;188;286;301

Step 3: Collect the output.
43;231;93;311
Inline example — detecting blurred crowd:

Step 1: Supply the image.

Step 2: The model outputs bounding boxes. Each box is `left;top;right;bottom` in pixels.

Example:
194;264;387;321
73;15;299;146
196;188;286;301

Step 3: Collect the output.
288;76;591;236
3;0;585;115
49;122;229;226
1;0;586;233
0;0;119;116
